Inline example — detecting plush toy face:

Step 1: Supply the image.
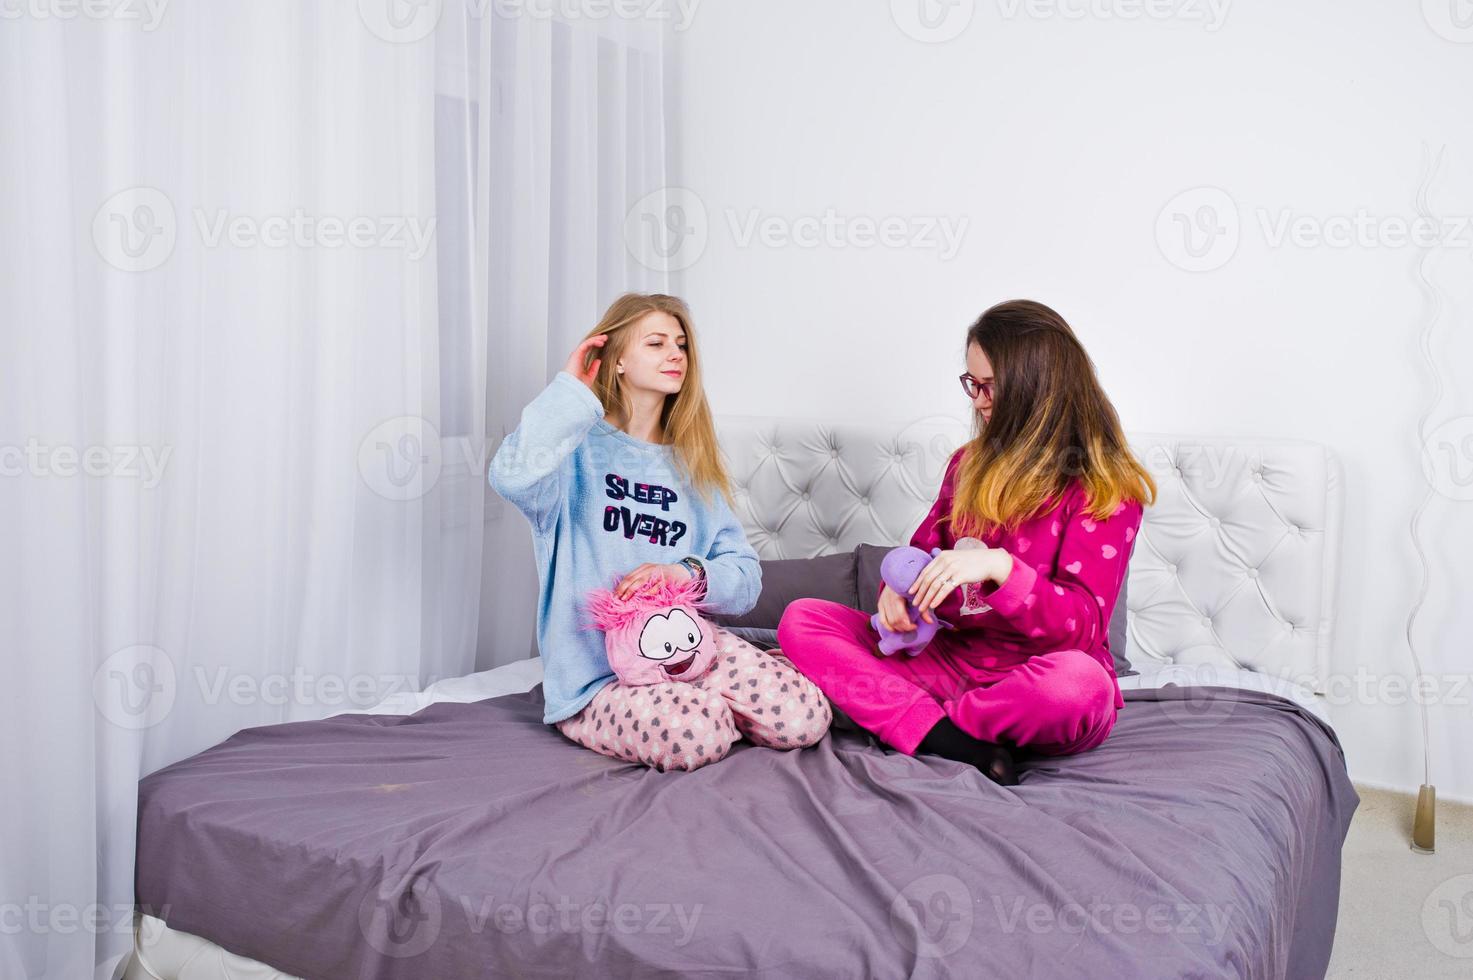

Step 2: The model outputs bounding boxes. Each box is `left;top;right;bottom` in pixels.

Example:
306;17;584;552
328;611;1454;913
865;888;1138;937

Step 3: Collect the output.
620;605;715;684
880;546;939;593
585;577;719;686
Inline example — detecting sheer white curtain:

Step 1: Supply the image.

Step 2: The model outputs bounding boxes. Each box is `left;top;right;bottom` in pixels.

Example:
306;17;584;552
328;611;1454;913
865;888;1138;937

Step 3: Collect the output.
472;7;672;666
0;4;668;978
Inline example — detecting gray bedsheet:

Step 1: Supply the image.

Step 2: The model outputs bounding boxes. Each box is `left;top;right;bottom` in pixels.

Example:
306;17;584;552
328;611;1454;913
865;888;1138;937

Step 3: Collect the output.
135;683;1358;979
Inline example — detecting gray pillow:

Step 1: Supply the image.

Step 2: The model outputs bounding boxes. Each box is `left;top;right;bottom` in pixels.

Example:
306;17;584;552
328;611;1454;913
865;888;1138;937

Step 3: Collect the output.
1109;574;1135;677
855;542;890;616
718;626;780;651
709;551;859;630
853;542;1135;677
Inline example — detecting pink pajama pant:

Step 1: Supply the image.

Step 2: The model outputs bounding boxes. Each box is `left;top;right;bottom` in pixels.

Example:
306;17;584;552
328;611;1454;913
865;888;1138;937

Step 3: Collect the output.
556;627;832;772
776;598;1118;758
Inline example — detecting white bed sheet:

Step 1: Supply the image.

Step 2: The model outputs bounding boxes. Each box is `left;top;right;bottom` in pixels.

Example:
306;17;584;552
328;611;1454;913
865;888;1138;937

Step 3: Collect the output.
1119;661;1332;727
336;654;1333;729
333;655;547;719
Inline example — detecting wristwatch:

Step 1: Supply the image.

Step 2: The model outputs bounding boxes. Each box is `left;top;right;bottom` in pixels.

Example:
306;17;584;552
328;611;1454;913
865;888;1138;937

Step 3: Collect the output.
677;556;706;588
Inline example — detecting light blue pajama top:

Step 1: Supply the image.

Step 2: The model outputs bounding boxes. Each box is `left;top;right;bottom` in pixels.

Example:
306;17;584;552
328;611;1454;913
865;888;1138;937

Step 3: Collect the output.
488;371;761;723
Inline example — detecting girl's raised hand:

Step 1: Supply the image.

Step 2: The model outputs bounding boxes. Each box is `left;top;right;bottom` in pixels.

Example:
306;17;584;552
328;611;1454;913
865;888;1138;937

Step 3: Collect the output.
564;334;608;389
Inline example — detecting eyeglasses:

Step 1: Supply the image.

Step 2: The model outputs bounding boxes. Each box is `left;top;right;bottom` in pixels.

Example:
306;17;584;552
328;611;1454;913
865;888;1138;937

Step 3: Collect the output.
959;373;994;401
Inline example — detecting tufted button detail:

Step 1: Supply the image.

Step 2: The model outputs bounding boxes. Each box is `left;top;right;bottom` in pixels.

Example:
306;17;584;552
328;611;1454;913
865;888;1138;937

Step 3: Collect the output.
714;421;1335;691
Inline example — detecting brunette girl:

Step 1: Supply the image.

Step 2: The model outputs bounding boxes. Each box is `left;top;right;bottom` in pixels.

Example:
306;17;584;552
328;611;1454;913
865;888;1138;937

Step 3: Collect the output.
777;300;1155;785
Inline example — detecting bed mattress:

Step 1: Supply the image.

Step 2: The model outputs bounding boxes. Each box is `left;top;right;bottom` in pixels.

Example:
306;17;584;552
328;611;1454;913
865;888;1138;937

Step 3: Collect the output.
132;671;1357;979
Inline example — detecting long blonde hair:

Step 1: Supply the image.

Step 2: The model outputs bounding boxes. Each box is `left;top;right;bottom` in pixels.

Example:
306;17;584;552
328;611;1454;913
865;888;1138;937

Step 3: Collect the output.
579;293;732;503
949;300;1156;536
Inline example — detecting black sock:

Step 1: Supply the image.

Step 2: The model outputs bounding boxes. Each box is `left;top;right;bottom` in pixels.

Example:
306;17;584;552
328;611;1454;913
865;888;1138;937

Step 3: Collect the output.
917;717;1018;786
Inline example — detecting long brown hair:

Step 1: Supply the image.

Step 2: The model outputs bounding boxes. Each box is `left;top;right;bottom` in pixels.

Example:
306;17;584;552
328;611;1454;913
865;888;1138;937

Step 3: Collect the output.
579;292;731;503
949;300;1156;536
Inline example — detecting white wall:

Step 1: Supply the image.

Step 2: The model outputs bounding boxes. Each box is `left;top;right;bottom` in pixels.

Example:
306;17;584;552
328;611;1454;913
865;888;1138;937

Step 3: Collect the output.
664;0;1473;800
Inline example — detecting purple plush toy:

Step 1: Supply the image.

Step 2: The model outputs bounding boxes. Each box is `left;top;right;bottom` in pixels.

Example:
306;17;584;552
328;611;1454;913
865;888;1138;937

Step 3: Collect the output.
869;545;955;656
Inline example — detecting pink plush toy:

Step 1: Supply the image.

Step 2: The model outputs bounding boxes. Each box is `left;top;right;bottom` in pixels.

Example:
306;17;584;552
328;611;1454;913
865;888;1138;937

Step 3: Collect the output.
585;576;720;686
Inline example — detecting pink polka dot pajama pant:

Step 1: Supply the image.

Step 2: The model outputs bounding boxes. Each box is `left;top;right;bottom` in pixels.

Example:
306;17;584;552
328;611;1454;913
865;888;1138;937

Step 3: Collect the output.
555;628;832;771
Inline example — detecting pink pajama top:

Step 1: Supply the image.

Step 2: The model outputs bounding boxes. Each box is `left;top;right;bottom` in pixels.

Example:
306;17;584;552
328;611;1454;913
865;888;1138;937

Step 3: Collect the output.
907;450;1144;711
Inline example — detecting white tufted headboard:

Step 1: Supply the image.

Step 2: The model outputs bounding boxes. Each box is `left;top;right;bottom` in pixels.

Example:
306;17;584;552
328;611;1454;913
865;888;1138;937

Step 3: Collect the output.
714;415;1341;695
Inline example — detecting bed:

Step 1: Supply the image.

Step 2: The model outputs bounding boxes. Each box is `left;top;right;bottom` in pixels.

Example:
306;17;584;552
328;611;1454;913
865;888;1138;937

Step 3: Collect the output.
127;418;1357;980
